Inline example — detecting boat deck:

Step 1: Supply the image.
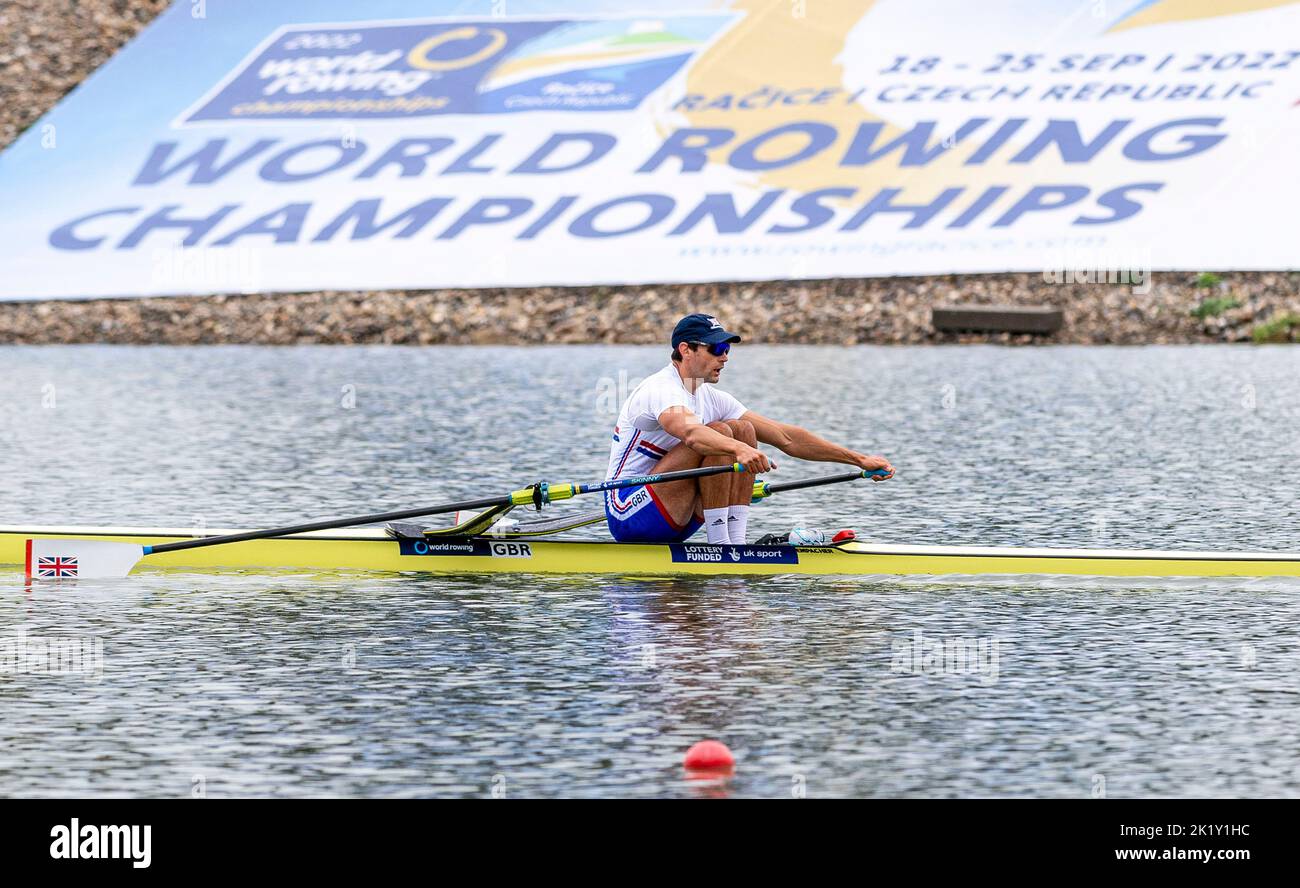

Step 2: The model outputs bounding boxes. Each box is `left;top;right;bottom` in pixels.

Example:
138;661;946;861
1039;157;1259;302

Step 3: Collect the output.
5;525;1300;578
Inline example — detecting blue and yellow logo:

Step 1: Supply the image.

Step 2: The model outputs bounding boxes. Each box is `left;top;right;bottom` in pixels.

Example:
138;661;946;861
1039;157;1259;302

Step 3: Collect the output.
184;14;736;122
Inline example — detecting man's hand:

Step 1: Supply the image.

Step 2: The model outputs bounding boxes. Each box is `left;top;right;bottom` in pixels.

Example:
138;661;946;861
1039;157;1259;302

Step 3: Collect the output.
853;453;894;480
734;442;774;474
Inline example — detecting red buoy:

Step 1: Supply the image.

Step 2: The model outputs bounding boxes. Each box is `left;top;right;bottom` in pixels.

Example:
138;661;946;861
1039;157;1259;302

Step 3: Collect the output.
684;740;734;771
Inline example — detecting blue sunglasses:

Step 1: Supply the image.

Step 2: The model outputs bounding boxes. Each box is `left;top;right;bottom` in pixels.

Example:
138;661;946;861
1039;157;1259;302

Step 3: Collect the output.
690;341;732;357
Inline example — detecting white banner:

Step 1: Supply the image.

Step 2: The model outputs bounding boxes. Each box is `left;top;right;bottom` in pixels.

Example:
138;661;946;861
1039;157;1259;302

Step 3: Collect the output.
1;0;1297;301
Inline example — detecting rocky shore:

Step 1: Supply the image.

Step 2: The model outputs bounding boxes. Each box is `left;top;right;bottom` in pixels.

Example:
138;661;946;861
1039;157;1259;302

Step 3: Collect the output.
0;0;171;149
2;2;1296;346
3;273;1298;345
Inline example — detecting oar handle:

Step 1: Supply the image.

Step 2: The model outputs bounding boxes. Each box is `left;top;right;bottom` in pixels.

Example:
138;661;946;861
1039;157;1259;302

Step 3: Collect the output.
752;467;890;501
147;462;745;555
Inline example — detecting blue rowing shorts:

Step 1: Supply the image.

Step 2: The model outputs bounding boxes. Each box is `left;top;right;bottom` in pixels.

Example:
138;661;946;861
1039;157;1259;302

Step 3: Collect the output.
604;484;703;543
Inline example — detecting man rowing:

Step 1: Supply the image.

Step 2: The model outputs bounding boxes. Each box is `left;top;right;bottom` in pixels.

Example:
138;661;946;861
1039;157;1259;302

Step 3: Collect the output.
605;313;894;545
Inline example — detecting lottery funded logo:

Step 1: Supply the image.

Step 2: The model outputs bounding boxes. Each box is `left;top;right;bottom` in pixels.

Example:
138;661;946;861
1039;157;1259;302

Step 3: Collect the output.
670;544;800;565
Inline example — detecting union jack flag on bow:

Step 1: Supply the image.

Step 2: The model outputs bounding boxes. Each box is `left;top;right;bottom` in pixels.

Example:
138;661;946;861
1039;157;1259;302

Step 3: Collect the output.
37;555;78;578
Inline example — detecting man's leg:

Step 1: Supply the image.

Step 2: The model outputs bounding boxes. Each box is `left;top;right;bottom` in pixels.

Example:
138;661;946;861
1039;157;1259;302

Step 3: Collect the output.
640;439;706;528
637;422;740;526
724;419;757;543
606;425;742;543
695;421;742;543
648;422;739;538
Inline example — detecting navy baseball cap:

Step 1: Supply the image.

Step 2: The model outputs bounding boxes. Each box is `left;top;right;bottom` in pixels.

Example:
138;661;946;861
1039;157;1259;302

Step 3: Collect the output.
671;313;742;348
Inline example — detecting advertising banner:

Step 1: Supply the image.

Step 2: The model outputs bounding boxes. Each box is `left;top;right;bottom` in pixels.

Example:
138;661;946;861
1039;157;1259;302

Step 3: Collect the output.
1;0;1297;300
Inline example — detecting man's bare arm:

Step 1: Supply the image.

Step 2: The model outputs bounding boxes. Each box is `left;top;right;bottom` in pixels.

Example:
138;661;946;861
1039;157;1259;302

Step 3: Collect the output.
660;407;772;473
741;411;893;477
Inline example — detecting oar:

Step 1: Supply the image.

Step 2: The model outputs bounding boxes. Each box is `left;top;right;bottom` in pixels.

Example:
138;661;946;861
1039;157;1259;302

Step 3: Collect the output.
751;467;892;502
25;462;748;580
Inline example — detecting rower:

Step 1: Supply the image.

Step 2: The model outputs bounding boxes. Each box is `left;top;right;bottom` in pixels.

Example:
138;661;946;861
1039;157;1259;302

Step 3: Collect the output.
604;313;895;545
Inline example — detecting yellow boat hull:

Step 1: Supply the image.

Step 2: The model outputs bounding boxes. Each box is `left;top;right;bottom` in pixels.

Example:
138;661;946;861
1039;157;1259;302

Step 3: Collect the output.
4;526;1300;578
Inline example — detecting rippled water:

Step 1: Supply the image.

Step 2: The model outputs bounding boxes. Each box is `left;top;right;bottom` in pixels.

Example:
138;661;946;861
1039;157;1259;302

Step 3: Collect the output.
2;344;1299;797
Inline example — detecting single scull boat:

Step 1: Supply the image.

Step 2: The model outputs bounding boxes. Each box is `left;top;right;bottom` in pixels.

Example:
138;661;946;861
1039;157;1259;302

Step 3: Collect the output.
5;525;1300;578
6;465;1298;579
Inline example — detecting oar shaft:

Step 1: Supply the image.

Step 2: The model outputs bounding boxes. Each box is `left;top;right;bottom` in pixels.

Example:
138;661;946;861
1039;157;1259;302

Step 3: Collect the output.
148;462;744;555
753;468;889;500
148;494;513;554
575;464;742;496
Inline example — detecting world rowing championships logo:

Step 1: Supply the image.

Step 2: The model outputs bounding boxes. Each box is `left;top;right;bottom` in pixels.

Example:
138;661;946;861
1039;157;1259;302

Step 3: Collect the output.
181;14;736;123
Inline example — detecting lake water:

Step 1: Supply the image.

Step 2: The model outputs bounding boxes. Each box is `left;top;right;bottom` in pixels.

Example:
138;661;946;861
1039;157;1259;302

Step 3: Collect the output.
2;344;1299;797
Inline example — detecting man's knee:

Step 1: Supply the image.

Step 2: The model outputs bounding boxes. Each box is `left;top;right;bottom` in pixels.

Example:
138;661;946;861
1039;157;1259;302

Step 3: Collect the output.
664;441;703;466
706;421;736;437
725;419;756;445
